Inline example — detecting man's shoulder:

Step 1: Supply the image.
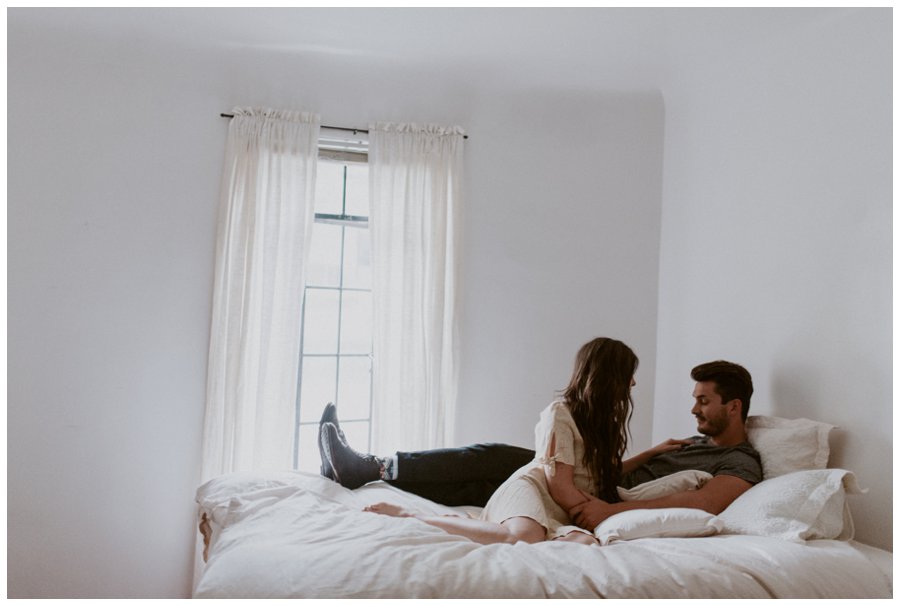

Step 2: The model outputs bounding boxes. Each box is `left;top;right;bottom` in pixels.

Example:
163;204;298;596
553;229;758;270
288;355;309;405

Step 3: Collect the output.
685;436;762;484
681;436;762;472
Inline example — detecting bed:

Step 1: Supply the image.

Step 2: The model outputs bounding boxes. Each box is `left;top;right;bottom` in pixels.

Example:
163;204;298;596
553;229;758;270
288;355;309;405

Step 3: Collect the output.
193;416;892;598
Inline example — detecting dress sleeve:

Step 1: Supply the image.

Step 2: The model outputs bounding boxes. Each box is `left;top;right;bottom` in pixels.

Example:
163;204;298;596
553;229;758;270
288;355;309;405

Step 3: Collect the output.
538;402;578;477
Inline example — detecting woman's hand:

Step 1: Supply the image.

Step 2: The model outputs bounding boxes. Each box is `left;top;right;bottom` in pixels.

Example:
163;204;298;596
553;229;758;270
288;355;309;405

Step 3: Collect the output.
546;461;593;512
569;493;615;529
622;438;693;474
647;438;693;457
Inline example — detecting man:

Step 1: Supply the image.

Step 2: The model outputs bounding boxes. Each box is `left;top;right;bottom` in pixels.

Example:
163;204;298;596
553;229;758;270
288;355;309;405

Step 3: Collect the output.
318;407;533;506
319;360;762;530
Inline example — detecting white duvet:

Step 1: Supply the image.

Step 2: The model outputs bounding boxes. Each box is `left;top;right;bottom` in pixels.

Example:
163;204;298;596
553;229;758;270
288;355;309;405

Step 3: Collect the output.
194;471;892;599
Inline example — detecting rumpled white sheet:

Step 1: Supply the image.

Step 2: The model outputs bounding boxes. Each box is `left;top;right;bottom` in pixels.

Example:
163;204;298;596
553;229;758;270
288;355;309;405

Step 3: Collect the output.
194;471;892;599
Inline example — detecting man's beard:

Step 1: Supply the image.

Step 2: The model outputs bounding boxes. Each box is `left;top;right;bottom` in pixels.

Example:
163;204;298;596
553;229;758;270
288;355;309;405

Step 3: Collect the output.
696;415;727;437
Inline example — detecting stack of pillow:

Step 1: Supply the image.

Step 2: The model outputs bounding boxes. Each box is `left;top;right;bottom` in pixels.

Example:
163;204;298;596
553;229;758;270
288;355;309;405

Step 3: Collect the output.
593;416;860;545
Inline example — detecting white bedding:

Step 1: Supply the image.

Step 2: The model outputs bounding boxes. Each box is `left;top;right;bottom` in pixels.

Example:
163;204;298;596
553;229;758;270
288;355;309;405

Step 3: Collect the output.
193;471;892;599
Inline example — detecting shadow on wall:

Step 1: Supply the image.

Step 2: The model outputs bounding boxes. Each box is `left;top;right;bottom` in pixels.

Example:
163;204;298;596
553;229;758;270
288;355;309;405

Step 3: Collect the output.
768;368;827;423
768;363;891;550
768;365;889;471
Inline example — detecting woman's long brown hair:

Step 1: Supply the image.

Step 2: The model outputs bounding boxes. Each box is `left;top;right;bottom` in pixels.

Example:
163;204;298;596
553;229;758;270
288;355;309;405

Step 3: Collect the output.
560;337;637;502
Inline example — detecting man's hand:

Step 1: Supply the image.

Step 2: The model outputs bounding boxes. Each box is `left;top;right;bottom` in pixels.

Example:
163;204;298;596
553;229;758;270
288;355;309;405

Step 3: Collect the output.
568;493;616;529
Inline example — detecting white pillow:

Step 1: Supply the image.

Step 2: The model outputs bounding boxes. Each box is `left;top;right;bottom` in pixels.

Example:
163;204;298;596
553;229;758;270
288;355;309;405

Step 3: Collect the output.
593;508;723;545
718;468;862;542
617;469;713;501
746;415;834;479
196;470;307;507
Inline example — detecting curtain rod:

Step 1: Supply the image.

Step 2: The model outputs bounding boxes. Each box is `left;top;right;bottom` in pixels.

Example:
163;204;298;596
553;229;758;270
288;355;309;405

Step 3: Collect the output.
220;113;467;139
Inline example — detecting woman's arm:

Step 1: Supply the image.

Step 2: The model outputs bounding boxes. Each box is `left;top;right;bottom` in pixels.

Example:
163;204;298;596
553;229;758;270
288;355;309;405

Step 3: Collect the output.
545;460;590;512
541;430;591;511
622;438;693;475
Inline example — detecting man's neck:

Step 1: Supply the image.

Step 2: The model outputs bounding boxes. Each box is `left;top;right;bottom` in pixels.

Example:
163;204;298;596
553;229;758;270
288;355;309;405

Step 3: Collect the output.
709;424;749;447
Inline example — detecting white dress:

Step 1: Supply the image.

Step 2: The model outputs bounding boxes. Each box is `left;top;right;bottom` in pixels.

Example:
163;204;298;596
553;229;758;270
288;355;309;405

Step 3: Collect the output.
480;400;596;540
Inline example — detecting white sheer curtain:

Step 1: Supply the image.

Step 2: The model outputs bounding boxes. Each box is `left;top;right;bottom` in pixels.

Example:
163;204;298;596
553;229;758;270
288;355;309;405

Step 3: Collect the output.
368;122;465;453
201;107;320;482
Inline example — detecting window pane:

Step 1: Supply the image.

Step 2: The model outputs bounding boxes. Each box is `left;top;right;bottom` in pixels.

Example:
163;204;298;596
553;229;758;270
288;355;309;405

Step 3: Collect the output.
297;152;373;472
337;356;372;420
342;226;371;290
305;222;342;288
344;162;368;216
339;420;371;455
340;290;373;354
302;289;340;354
314;161;344;215
298;356;337;423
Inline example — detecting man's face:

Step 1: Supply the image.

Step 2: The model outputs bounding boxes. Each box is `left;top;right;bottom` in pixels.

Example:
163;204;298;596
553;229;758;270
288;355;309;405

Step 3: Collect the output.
691;381;730;437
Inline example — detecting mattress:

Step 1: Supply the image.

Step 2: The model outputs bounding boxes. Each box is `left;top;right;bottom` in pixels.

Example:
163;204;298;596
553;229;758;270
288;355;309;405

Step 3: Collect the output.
193;471;892;598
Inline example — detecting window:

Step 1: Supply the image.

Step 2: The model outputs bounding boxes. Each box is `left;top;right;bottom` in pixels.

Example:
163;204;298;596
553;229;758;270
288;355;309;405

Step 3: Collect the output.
294;140;372;472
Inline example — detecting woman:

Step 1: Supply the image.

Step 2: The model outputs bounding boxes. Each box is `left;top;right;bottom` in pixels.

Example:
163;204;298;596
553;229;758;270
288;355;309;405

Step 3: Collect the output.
365;337;641;545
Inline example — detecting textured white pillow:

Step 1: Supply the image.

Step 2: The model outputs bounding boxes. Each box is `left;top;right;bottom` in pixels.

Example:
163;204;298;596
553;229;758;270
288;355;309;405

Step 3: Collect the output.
719;468;862;542
593;508;723;545
746;415;834;479
617;469;713;501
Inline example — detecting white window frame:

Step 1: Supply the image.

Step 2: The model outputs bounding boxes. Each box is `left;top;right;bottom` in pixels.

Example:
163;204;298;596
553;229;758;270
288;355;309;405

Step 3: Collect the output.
293;134;373;470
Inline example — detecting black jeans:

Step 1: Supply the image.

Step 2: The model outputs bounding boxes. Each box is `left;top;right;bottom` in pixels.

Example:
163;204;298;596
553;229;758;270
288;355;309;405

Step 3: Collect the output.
387;443;535;507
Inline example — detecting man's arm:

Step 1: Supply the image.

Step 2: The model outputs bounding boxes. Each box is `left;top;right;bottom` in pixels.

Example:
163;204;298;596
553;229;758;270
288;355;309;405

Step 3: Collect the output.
569;474;753;529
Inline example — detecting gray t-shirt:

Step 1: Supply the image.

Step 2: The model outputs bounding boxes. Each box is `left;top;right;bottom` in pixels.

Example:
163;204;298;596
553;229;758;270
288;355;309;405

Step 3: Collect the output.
620;435;763;490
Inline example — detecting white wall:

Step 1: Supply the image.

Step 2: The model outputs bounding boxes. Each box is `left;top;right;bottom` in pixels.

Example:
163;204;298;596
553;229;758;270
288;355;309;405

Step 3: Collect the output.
8;25;224;599
654;8;892;550
8;12;664;597
457;88;663;448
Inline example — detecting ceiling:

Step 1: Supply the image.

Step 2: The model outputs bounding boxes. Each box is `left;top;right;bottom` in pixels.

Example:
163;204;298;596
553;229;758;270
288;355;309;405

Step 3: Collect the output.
10;7;854;90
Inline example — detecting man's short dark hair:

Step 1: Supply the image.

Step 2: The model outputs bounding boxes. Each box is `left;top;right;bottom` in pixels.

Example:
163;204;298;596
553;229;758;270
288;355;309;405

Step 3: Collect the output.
691;361;753;421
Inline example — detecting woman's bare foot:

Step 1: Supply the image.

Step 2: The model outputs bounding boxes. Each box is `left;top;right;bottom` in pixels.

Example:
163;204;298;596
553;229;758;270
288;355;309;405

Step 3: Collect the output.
554;530;599;546
363;502;418;518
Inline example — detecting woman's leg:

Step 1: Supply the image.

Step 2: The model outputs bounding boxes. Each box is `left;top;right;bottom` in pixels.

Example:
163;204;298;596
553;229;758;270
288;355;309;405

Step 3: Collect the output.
364;503;545;545
500;516;546;544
